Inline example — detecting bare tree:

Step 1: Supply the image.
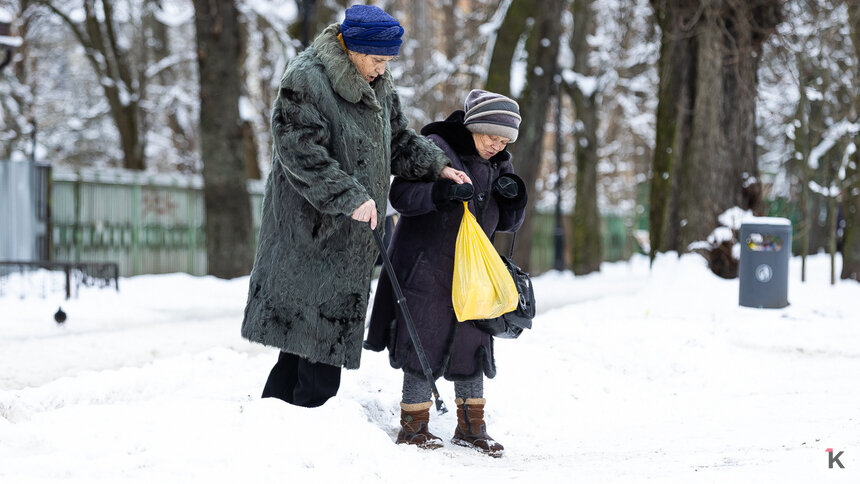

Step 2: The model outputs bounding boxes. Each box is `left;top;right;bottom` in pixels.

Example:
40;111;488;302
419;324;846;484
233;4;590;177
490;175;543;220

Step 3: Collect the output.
759;0;857;282
31;0;146;170
142;0;198;173
388;0;500;127
192;0;253;278
0;1;31;161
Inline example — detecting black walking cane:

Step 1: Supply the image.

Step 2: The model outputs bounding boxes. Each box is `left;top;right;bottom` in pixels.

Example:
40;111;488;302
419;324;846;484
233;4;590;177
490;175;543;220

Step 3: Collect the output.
370;226;448;415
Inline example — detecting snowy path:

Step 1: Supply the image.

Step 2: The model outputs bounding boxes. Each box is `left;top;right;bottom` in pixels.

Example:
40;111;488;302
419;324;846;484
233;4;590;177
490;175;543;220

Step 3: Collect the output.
2;254;860;483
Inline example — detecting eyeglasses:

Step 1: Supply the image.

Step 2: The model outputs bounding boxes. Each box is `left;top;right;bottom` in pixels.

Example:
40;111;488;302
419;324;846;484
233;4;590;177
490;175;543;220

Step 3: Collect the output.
485;135;509;149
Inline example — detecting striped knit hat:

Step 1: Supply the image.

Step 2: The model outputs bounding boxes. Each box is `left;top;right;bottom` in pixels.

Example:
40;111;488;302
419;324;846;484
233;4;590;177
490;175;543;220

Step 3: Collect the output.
463;89;521;142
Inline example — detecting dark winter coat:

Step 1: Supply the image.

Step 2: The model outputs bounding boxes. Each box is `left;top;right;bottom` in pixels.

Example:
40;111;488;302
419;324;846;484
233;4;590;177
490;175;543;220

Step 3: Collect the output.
365;111;527;381
241;24;449;369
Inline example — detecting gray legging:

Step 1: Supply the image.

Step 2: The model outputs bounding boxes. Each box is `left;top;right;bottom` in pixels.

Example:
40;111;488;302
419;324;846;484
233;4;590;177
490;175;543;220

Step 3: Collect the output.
401;371;483;404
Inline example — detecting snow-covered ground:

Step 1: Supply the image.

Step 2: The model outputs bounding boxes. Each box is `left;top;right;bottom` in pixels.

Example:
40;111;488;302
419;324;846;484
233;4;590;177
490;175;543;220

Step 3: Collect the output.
1;253;859;483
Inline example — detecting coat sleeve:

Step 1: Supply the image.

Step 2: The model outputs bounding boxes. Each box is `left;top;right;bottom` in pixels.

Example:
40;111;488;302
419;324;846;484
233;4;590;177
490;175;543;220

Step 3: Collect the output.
494;161;527;232
271;86;370;216
388;177;437;217
388;91;449;181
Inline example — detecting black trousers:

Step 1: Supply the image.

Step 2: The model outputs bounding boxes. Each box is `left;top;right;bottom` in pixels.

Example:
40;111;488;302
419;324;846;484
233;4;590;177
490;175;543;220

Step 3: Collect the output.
261;351;342;408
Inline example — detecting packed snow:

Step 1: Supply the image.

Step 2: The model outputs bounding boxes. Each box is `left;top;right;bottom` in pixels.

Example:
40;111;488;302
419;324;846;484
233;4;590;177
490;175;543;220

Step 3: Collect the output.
1;252;859;483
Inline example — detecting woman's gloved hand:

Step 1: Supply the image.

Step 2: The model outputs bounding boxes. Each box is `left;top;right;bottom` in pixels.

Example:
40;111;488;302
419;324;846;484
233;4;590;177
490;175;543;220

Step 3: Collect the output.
493;175;519;198
492;173;527;210
432;179;474;211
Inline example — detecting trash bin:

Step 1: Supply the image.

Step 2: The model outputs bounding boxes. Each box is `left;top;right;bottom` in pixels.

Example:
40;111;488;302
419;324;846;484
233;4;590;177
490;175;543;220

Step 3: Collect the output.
738;218;792;308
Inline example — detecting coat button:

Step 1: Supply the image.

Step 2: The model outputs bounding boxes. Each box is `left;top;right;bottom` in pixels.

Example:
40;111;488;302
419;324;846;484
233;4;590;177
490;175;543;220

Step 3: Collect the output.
477;193;485;202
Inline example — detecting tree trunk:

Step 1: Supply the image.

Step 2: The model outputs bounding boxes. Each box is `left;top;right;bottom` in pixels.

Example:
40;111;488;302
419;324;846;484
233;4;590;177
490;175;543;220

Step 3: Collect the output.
570;86;601;274
650;0;778;263
254;17;278;178
844;139;860;281
193;0;254;278
289;0;349;47
484;0;533;95
723;5;763;217
486;0;566;271
825;146;840;285
568;0;601;275
841;0;860;282
649;0;695;260
678;1;725;249
111;100;144;171
241;120;261;180
236;14;261;180
792;63;812;281
409;0;431;79
441;0;462;112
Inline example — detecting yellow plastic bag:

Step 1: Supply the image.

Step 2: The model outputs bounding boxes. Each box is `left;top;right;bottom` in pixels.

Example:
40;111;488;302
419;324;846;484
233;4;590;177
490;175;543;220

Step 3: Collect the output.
452;202;518;322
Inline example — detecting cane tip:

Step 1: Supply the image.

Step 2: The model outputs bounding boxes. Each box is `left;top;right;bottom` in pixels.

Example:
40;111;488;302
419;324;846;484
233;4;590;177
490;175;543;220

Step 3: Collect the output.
436;401;448;415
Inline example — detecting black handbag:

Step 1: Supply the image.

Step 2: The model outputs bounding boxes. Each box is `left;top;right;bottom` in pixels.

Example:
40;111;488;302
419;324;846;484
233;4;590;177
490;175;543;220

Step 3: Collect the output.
472;233;535;339
458;161;535;339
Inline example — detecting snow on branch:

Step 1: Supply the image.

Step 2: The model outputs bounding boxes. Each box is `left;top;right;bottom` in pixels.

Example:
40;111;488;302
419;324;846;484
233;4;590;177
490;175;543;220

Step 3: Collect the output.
808;180;840;198
808;119;860;171
153;2;194;27
144;53;196;81
561;68;598;97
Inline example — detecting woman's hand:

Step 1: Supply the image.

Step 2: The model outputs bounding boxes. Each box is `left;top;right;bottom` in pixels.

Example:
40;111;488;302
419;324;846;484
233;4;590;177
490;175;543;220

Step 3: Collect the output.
440;166;472;185
351;199;378;229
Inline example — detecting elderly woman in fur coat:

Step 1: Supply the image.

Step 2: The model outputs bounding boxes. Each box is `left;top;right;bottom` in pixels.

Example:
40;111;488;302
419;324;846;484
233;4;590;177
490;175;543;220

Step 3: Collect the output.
365;90;528;457
241;5;470;409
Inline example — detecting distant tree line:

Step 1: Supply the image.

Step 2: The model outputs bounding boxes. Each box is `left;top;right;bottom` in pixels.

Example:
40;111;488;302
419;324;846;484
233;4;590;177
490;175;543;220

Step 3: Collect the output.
1;0;857;283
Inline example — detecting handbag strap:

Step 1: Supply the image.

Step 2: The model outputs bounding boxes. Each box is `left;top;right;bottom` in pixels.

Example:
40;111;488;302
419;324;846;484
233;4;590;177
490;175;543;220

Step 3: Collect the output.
506;232;517;258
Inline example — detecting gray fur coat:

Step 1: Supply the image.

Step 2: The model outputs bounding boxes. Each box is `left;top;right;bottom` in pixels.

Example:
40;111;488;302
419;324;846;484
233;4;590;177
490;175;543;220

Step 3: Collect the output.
241;24;449;369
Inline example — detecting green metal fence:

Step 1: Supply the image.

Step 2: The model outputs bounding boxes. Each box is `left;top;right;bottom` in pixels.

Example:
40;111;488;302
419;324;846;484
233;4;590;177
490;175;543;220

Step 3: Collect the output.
525;211;644;274
49;168;644;277
51;168;264;277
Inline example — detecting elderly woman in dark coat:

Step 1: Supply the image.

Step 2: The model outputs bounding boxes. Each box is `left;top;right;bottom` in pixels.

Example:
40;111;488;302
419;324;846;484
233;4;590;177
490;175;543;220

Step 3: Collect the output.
365;90;527;457
241;5;469;409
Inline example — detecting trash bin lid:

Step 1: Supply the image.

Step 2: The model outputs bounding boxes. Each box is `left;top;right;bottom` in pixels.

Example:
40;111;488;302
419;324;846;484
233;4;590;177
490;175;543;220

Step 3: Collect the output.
740;216;791;227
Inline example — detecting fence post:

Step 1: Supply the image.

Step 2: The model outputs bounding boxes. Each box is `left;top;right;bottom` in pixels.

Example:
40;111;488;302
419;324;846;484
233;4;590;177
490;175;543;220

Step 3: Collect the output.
73;174;81;263
63;264;70;299
187;187;196;274
132;182;141;275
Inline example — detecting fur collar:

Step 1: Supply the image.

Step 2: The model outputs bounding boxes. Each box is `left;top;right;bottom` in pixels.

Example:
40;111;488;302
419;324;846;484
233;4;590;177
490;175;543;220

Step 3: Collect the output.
312;24;393;110
421;110;511;164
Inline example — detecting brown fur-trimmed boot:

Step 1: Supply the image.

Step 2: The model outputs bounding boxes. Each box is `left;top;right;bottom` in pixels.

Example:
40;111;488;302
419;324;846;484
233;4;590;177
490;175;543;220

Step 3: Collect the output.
452;398;504;457
396;401;443;449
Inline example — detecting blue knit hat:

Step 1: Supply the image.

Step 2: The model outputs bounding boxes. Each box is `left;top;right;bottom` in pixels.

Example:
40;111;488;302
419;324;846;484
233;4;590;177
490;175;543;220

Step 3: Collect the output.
340;5;403;56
